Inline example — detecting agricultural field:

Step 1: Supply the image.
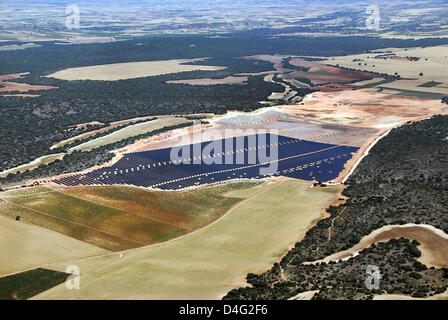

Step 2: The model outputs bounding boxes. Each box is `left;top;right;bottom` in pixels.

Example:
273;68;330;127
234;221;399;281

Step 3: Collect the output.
2;0;448;304
226;115;448;300
46;59;227;81
69;117;190;152
287;58;377;85
0;268;69;300
50;115;158;150
32;180;343;299
0;212;107;276
0;73;57;97
0;183;254;252
325;45;448;98
0;153;65;178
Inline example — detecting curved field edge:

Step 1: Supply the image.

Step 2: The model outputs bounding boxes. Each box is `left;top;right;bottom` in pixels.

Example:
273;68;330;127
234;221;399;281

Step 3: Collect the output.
0;182;262;252
304;224;448;269
31;179;343;299
0;268;69;300
45;59;227;81
0;213;108;276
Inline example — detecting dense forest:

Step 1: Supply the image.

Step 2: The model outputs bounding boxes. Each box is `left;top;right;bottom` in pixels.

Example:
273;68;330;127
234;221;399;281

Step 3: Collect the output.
1;35;448;173
2;36;448;75
224;115;448;300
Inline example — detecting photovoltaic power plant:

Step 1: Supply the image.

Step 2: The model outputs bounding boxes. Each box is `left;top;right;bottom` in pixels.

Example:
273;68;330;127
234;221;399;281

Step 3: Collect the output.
53;134;358;190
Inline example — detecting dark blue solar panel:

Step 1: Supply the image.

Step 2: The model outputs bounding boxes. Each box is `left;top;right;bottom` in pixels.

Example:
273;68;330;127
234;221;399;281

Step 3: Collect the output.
53;134;359;189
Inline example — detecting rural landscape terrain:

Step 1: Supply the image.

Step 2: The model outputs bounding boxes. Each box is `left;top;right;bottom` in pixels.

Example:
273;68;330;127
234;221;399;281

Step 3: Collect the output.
0;0;448;304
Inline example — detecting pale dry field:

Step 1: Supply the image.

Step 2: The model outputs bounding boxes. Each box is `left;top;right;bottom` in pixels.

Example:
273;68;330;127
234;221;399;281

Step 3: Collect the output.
0;153;65;178
69;117;190;152
50;116;160;150
288;58;377;85
324;45;448;96
373;290;448;300
33;180;343;300
0;43;41;51
46;59;226;81
0;214;108;276
305;224;448;269
0;73;57;96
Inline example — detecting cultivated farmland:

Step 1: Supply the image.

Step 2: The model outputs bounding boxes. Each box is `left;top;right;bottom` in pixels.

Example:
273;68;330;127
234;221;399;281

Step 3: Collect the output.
324;45;448;98
0;73;57;97
0;153;65;178
32;180;343;300
46;59;227;81
0;183;254;252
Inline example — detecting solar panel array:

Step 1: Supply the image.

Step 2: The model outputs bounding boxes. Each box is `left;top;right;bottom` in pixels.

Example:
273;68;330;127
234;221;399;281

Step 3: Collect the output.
53;134;359;190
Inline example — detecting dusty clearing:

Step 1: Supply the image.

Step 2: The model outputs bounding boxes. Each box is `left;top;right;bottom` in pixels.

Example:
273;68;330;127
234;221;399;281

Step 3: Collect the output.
0;183;252;252
32;180;343;299
288;58;377;85
279;90;448;128
0;43;41;51
305;224;448;269
50;116;161;150
69;117;190;152
0;73;57;96
46;59;226;81
374;290;448;300
0;153;65;178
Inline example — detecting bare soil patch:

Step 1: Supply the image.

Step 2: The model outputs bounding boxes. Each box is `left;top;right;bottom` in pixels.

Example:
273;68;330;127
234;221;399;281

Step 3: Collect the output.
0;73;57;95
288;58;377;85
46;58;226;81
306;224;448;268
279;90;448;128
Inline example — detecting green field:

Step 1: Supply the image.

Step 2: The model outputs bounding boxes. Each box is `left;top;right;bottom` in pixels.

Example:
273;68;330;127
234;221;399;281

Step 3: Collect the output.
0;183;255;252
0;268;69;300
32;180;343;300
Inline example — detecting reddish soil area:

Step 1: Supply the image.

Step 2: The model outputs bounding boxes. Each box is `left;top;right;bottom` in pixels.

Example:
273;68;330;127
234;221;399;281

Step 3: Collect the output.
0;73;57;97
288;58;379;85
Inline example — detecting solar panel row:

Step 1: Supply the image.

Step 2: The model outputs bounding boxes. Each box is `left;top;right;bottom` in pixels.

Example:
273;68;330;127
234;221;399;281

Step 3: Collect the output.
53;134;359;190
